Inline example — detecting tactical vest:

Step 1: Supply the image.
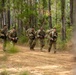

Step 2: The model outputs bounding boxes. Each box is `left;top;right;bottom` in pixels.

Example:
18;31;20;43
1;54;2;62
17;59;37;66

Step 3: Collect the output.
49;31;57;42
38;30;45;39
29;31;35;40
11;31;17;38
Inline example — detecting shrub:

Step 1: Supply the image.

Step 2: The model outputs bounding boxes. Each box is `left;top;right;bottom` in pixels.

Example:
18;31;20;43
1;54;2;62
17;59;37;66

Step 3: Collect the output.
18;35;28;44
54;24;73;50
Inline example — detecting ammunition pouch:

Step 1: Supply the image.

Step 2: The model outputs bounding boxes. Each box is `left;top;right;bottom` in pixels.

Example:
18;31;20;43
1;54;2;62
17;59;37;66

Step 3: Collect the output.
11;37;18;43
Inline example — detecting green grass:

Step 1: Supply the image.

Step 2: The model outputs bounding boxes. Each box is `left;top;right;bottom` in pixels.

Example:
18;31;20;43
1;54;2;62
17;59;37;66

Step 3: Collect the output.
6;42;19;54
7;46;19;54
0;70;9;75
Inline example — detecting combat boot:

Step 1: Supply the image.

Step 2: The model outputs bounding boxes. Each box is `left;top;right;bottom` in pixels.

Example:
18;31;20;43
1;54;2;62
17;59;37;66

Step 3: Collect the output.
54;51;56;54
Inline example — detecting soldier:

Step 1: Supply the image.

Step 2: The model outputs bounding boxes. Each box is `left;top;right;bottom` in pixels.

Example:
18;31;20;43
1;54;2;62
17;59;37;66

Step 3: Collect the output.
48;28;58;53
46;29;53;42
9;26;18;46
0;25;8;51
37;27;45;51
27;27;36;50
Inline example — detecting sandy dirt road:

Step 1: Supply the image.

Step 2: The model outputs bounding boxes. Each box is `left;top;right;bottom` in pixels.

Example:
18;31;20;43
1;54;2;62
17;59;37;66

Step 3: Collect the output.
0;44;75;75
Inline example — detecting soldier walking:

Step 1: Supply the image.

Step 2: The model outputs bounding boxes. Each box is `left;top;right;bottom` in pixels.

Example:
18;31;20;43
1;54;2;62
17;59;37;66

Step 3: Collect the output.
37;27;45;51
9;26;18;46
27;27;36;50
0;25;8;51
48;28;58;53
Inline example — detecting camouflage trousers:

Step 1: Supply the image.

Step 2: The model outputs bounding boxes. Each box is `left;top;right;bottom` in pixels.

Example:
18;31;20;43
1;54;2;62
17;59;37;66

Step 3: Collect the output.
3;39;7;51
29;39;36;50
39;39;45;50
48;41;57;53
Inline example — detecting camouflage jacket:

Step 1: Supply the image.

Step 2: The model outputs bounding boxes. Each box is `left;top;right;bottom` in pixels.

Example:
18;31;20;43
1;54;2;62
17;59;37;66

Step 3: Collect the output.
37;29;45;39
49;31;58;42
0;28;8;39
9;30;17;39
27;28;36;40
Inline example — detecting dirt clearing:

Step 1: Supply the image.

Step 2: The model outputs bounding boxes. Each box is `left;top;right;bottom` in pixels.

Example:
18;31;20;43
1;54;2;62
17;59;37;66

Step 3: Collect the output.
0;44;75;75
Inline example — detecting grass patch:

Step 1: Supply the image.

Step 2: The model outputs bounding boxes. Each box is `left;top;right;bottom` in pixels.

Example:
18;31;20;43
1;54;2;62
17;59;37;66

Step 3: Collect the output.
7;46;19;54
0;70;9;75
6;42;19;54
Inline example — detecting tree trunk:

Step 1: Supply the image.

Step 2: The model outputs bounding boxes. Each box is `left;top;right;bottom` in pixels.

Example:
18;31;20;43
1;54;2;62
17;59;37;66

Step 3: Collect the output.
72;0;76;59
48;0;52;28
20;0;23;35
61;0;66;41
2;0;5;27
55;0;57;25
29;0;32;27
33;0;38;29
7;10;10;29
7;0;10;30
73;0;76;28
70;0;73;26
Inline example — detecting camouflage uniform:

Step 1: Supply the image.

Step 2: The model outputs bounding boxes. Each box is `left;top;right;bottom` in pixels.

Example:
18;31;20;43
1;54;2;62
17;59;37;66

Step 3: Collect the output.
37;28;45;50
48;29;58;53
27;28;36;50
9;27;18;46
46;29;53;43
0;25;8;51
